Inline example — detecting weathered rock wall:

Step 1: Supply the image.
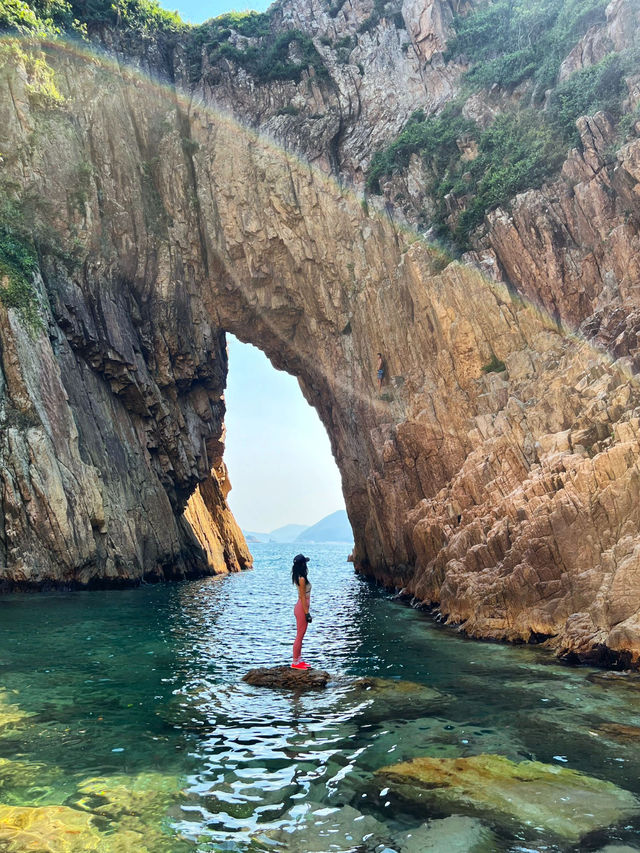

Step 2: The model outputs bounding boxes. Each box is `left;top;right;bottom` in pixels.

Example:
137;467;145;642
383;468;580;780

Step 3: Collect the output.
4;43;640;666
0;49;251;584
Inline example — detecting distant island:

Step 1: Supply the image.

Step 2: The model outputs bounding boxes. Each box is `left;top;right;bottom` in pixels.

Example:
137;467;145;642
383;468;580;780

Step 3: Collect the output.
243;510;352;544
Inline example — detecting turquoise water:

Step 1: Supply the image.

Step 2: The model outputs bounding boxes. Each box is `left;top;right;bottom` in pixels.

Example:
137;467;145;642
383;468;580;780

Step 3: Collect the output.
1;542;640;851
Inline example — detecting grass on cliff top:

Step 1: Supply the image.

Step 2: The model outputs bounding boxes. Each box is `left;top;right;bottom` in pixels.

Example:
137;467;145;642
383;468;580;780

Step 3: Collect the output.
0;0;184;35
367;47;635;249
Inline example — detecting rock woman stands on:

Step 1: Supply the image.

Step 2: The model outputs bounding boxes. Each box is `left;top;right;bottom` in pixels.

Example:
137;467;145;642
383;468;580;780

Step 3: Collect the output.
292;554;312;669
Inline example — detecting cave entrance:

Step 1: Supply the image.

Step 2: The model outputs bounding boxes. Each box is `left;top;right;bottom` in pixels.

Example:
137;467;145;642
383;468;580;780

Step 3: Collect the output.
224;335;346;546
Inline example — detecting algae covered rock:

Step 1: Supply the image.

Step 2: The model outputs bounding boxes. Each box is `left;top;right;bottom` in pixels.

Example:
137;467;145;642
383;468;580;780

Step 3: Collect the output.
0;757;48;790
0;804;103;851
243;665;330;690
74;771;185;820
0;756;69;806
0;802;190;852
0;691;33;733
377;753;639;841
70;771;192;851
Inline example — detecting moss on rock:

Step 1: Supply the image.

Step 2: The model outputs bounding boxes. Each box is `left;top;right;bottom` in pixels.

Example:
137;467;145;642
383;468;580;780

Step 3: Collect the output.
377;753;640;841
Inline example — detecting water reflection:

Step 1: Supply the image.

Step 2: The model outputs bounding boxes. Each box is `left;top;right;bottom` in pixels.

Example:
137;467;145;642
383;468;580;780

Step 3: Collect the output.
0;544;640;851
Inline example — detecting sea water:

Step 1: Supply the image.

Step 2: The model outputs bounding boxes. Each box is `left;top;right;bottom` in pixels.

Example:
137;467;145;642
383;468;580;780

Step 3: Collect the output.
1;542;640;851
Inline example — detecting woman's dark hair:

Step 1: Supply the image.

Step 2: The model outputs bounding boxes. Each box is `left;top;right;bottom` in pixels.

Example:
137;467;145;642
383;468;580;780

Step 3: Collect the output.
292;560;308;586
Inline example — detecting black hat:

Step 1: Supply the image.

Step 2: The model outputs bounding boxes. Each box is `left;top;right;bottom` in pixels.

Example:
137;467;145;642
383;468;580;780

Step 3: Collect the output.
293;553;310;564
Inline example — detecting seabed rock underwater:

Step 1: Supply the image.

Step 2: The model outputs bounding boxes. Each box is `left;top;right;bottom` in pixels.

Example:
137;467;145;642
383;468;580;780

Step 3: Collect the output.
376;753;640;842
254;804;497;852
0;690;34;734
340;675;447;721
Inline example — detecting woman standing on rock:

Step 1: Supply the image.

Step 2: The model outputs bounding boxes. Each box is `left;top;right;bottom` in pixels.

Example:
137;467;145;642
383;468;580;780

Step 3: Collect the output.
292;554;312;669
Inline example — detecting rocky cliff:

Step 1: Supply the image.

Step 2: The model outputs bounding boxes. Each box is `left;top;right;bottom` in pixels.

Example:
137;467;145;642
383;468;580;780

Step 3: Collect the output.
2;0;640;666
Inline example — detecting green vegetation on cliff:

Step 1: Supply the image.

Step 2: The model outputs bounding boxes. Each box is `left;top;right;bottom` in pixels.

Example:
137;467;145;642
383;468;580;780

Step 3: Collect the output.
0;0;329;93
187;13;328;85
445;0;610;97
445;109;566;245
548;51;632;143
367;104;476;195
0;193;41;331
367;104;567;247
368;0;637;249
0;0;183;35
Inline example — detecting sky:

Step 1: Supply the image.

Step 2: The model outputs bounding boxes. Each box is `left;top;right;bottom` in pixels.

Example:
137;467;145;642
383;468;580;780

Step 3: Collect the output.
172;0;270;23
223;336;345;533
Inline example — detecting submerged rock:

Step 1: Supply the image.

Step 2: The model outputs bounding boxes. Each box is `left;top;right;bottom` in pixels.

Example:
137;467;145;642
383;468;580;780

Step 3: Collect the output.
242;666;331;690
0;757;61;800
0;691;33;733
74;771;185;820
0;802;190;852
588;671;640;692
349;675;445;701
0;804;101;852
376;753;640;841
257;802;389;851
392;815;495;853
334;675;448;725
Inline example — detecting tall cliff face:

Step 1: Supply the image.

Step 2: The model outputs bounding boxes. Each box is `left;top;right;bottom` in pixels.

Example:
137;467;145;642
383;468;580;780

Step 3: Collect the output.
3;0;640;665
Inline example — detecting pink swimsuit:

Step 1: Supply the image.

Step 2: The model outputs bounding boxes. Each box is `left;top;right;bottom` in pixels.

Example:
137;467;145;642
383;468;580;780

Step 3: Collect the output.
293;581;311;664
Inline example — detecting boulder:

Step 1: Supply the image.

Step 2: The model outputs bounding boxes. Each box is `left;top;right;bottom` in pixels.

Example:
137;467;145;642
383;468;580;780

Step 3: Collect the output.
242;666;331;690
376;753;640;841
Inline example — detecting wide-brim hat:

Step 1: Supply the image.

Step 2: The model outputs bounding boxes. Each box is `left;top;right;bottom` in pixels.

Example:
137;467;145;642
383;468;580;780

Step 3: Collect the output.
293;553;310;564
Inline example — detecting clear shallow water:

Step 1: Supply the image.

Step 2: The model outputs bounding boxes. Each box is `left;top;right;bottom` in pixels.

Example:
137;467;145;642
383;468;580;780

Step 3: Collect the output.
1;543;640;851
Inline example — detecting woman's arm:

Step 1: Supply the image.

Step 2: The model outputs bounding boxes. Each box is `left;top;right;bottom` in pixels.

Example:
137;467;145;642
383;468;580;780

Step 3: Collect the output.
297;579;309;614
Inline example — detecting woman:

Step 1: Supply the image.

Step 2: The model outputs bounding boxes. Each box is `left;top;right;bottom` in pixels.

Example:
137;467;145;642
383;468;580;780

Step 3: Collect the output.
291;553;312;669
376;353;385;391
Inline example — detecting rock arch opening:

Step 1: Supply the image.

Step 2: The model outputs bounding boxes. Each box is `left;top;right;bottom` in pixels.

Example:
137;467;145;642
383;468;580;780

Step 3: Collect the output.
222;335;345;539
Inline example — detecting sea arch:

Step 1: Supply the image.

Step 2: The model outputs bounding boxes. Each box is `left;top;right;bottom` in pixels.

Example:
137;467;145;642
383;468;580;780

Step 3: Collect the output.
3;42;640;664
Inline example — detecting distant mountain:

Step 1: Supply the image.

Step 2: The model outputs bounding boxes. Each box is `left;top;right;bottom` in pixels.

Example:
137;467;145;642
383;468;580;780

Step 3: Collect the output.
295;510;352;543
268;524;309;543
242;524;310;544
243;532;266;543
